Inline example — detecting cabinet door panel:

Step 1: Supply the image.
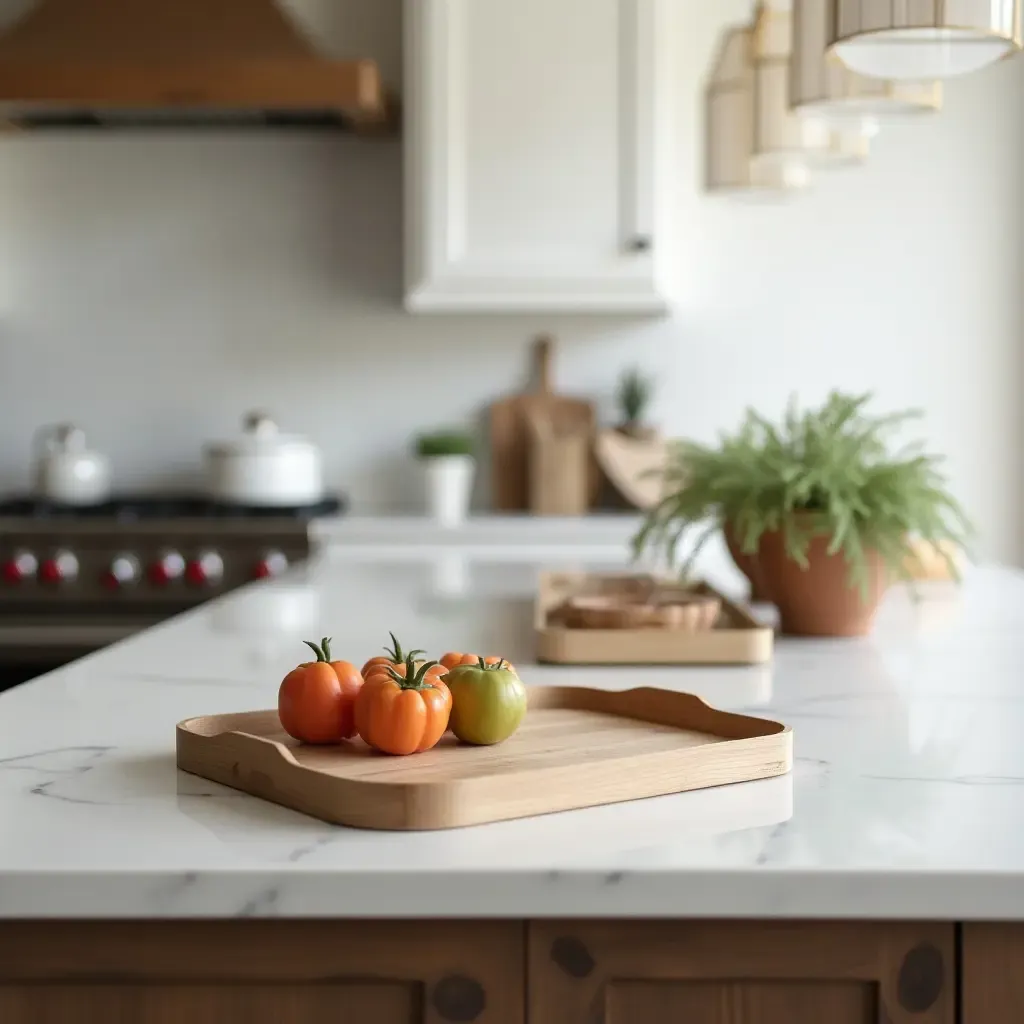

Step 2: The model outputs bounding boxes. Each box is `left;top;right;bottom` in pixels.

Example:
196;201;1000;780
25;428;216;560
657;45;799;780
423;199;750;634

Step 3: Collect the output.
406;0;671;312
0;921;523;1024
608;979;875;1024
529;920;953;1024
963;923;1024;1023
0;982;416;1024
461;0;622;264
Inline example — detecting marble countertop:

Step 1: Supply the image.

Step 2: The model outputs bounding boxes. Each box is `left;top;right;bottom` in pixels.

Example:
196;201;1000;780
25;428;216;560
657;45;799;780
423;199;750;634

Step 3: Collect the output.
2;546;1024;920
309;513;644;553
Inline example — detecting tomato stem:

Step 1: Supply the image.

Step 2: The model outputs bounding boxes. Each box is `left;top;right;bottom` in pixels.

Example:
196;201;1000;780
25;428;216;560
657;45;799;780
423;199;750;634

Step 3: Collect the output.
475;656;509;672
303;639;326;662
384;632;408;662
385;653;442;691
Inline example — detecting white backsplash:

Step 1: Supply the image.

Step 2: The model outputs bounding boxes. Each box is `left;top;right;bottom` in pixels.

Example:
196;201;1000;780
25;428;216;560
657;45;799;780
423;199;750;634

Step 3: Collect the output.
0;0;1020;561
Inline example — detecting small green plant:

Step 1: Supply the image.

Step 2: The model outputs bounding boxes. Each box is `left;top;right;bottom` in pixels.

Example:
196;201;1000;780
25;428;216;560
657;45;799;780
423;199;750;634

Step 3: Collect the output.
618;367;654;425
415;429;475;459
633;391;972;596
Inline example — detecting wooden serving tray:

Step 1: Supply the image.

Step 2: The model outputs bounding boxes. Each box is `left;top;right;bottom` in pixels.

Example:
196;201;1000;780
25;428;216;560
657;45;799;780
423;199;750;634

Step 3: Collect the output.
536;572;773;665
176;686;791;831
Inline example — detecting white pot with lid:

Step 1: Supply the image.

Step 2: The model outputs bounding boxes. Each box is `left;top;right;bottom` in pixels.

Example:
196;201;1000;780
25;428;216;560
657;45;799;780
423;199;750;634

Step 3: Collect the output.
34;424;112;506
204;413;324;507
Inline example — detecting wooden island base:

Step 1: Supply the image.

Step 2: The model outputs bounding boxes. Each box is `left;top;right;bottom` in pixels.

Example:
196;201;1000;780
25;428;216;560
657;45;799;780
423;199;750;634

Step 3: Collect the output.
0;919;1015;1022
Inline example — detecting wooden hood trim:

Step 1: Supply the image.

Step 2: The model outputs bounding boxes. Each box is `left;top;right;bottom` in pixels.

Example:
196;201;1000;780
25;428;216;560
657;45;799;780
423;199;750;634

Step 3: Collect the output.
0;0;386;122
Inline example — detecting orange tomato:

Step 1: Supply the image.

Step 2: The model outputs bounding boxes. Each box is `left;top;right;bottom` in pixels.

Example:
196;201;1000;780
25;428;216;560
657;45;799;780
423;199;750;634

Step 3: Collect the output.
367;652;446;687
355;654;452;756
422;662;449;684
361;632;425;679
439;652;516;674
279;637;364;745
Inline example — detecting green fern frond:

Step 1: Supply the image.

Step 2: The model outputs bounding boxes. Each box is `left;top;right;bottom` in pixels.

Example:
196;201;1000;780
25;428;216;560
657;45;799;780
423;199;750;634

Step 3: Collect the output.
632;390;974;598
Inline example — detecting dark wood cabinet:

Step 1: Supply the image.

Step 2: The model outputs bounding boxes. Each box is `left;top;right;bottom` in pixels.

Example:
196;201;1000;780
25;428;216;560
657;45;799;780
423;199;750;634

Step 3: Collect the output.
963;923;1024;1024
0;921;525;1024
7;917;1017;1023
528;920;954;1024
0;983;418;1023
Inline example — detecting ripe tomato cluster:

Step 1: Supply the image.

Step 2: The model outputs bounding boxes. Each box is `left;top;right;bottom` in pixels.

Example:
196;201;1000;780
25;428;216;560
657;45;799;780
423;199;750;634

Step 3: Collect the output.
278;633;527;756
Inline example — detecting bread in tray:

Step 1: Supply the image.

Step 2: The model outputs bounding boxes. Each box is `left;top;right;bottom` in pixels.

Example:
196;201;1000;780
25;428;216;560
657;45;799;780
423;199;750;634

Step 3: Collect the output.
555;590;721;631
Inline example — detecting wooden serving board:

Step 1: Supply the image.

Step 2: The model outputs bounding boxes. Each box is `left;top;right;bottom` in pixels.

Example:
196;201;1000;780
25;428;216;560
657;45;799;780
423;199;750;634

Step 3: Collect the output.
176;686;790;831
536;573;774;665
594;428;670;510
489;335;597;511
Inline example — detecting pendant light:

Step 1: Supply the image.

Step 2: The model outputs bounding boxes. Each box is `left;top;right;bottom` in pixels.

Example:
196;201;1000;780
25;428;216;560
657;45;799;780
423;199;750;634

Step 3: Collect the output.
830;0;1022;80
751;4;873;174
707;24;812;196
791;0;941;129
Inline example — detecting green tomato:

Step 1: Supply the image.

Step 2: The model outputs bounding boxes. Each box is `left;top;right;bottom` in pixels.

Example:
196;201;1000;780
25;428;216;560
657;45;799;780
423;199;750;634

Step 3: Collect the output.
445;659;527;746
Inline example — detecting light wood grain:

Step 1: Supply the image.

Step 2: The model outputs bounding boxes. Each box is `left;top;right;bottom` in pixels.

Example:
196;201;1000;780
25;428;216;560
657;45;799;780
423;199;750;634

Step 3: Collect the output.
526;408;590;516
537;573;773;665
594;428;669;510
490;335;596;511
177;686;791;830
529;920;954;1024
0;921;524;1024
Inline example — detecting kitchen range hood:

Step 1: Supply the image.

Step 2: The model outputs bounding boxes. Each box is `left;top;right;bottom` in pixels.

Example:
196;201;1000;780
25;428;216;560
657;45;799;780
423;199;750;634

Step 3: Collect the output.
0;0;389;130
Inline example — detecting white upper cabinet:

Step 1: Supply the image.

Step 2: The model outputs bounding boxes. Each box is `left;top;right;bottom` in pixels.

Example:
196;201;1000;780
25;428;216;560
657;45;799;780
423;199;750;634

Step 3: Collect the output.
405;0;673;314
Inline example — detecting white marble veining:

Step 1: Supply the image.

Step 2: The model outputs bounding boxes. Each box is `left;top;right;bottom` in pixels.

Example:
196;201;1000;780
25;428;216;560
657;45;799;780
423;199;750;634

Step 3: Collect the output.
2;547;1024;920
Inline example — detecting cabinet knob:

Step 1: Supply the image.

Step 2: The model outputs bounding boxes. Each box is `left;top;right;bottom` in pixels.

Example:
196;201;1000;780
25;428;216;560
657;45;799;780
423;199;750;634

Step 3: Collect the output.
628;236;653;253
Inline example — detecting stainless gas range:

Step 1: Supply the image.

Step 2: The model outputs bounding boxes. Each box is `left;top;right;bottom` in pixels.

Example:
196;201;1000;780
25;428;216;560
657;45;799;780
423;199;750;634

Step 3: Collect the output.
0;495;343;689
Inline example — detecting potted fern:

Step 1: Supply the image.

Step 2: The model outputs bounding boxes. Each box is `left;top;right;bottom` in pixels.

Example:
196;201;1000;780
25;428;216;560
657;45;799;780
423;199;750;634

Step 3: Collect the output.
633;391;971;636
415;429;476;527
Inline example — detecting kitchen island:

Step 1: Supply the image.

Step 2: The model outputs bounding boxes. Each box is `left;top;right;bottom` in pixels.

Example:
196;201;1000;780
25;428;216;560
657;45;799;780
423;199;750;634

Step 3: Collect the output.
1;548;1023;1022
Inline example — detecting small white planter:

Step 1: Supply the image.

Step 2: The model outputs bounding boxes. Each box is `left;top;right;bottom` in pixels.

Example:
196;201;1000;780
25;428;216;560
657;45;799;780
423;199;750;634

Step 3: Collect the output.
422;455;475;526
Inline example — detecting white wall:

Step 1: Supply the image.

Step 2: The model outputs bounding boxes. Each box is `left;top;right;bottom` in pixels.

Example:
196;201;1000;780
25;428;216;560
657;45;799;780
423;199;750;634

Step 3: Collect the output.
0;0;1020;560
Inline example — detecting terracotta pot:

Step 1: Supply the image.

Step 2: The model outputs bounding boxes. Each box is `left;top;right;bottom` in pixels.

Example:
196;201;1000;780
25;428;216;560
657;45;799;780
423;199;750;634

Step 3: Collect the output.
724;524;772;603
756;528;889;637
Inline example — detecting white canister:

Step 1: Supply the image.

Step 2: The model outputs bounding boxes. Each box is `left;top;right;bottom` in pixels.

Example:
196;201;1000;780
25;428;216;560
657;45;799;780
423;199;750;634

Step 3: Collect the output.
204;413;324;507
34;424;112;506
422;455;475;527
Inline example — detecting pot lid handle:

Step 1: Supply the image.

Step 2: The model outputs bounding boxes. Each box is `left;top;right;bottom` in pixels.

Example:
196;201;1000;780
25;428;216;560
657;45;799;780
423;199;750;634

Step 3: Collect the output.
242;412;279;440
34;423;87;455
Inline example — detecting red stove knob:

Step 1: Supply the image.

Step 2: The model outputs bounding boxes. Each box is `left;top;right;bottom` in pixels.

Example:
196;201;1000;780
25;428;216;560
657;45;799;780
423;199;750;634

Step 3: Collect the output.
148;551;186;587
186;551;224;587
39;550;79;586
2;550;38;584
254;550;289;579
102;554;140;590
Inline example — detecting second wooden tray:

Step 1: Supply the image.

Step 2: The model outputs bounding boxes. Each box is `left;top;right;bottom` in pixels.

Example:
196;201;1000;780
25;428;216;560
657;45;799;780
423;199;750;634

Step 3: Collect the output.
536;572;774;665
177;686;791;831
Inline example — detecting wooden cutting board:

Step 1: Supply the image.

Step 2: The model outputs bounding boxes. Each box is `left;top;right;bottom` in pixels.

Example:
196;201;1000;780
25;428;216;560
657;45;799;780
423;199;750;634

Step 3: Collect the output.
176;686;791;830
594;428;670;510
490;335;597;511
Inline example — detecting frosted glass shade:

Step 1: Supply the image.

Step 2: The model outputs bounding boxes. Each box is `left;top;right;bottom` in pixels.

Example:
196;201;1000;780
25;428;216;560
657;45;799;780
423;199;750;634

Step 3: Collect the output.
706;25;812;196
791;0;941;122
830;0;1021;79
753;6;872;169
